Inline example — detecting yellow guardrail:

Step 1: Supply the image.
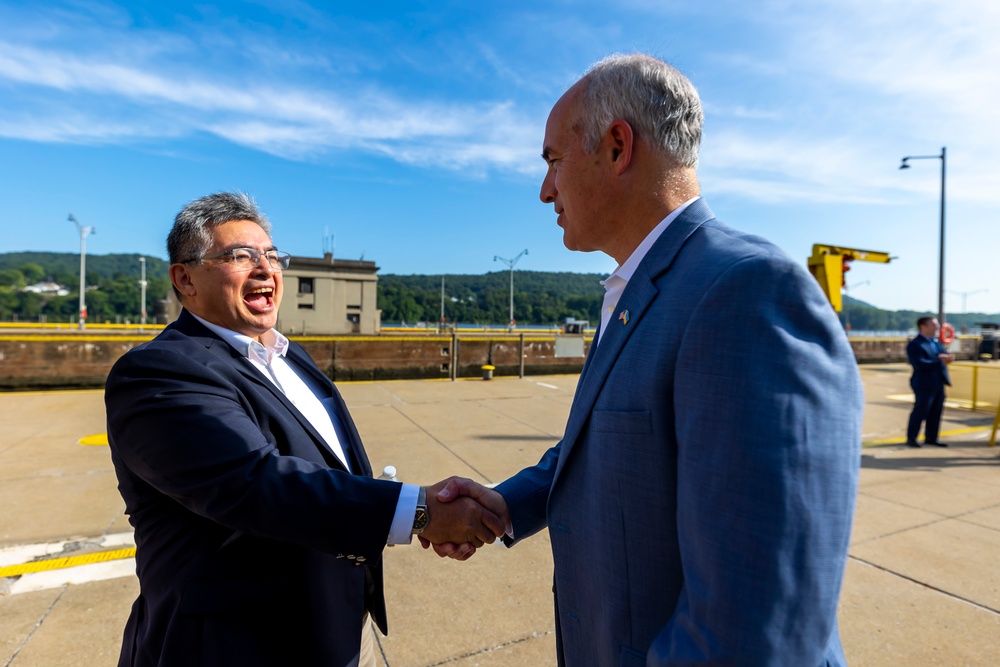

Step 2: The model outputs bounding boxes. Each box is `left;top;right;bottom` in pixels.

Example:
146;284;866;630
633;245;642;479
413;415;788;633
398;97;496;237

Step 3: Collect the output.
0;322;165;331
949;362;1000;412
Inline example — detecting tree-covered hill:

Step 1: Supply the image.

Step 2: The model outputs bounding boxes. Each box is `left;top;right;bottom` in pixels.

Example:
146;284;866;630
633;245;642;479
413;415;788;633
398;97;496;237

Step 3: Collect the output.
1;252;996;330
378;271;606;325
0;252;171;323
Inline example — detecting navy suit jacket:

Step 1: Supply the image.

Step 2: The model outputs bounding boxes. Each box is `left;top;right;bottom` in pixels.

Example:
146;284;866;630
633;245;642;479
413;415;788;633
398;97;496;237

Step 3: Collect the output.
106;310;401;667
907;334;951;391
496;200;863;666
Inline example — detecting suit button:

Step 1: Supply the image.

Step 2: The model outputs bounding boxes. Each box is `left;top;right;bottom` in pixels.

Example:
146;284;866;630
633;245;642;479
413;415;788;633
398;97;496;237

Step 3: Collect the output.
347;555;356;560
356;556;366;563
336;554;345;559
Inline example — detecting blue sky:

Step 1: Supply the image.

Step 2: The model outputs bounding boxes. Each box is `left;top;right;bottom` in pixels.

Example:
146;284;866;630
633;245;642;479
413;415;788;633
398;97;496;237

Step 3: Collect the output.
1;0;998;314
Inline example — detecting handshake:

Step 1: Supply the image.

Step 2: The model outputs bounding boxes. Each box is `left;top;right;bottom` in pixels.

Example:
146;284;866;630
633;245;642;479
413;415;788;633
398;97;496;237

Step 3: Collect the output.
417;477;511;561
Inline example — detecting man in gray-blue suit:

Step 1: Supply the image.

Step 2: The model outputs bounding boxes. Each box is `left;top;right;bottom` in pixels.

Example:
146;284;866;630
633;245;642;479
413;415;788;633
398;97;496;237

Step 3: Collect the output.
433;53;863;666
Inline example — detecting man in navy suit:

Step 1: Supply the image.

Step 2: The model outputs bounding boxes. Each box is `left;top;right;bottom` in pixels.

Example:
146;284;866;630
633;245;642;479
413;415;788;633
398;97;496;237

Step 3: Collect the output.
105;192;503;667
433;54;863;665
906;316;954;447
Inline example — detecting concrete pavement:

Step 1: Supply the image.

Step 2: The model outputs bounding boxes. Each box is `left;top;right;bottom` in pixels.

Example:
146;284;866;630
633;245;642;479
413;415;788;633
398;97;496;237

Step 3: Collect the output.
2;364;999;666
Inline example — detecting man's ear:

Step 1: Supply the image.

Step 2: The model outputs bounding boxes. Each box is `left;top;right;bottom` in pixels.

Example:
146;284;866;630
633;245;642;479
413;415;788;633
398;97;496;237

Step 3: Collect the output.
169;264;197;299
606;119;634;174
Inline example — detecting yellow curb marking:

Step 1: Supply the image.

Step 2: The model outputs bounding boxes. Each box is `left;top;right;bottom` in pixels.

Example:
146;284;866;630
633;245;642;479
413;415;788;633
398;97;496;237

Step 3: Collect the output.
0;547;136;577
78;433;109;446
864;426;990;447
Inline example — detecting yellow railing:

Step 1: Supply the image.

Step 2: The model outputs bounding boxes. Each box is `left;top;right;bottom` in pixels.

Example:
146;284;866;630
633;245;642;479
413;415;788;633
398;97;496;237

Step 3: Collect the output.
948;362;1000;412
0;321;165;331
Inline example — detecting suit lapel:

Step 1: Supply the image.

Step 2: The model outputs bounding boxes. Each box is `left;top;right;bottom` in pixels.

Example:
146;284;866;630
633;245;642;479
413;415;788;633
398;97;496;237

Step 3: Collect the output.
286;343;373;477
551;200;716;484
175;311;353;473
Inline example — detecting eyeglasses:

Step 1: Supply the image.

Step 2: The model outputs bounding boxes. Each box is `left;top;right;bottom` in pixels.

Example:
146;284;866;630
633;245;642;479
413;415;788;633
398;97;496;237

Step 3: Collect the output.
183;247;291;271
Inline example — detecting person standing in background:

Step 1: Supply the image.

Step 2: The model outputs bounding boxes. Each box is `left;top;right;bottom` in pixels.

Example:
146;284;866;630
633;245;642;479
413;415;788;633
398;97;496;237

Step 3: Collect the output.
906;316;954;447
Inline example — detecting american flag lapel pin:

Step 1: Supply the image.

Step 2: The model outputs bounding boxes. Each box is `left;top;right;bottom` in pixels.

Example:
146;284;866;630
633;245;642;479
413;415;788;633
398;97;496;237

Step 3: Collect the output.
618;310;629;325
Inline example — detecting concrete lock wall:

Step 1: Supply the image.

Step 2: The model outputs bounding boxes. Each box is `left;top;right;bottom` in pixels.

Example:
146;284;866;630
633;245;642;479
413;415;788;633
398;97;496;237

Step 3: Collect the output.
0;334;983;391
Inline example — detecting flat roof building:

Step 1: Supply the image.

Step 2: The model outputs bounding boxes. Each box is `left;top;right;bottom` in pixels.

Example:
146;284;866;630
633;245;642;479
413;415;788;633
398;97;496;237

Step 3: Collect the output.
278;254;381;335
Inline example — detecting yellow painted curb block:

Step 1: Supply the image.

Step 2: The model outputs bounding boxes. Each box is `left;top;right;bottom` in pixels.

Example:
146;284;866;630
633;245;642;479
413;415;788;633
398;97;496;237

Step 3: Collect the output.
78;433;109;446
0;547;136;577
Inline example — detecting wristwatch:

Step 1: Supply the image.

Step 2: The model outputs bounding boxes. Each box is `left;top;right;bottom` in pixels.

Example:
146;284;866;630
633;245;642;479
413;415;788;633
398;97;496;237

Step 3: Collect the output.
412;486;430;534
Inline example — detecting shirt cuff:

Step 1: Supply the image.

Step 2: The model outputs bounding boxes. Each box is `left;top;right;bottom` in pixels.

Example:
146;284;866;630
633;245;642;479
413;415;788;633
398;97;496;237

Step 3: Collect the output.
386;483;419;546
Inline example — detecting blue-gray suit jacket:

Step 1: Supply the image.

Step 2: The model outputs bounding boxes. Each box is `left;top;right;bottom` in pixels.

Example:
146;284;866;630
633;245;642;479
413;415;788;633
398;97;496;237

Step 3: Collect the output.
496;199;863;666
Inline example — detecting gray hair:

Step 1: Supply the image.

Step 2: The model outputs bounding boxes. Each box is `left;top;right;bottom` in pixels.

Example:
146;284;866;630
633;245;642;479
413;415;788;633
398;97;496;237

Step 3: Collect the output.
576;53;703;168
167;192;272;265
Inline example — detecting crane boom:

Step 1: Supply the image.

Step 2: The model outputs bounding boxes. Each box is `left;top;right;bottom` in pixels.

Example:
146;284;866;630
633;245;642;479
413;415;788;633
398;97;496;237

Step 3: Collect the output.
807;244;892;312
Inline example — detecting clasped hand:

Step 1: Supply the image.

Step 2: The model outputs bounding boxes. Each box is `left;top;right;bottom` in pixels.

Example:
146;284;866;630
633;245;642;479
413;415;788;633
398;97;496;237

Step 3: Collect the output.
417;477;510;561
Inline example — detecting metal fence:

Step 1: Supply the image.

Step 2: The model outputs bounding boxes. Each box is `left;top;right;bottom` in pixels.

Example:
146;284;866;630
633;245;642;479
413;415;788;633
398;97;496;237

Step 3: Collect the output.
949;362;1000;411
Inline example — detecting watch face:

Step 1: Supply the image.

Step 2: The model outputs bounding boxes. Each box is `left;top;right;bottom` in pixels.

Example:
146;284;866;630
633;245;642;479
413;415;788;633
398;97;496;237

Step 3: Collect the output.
412;507;430;533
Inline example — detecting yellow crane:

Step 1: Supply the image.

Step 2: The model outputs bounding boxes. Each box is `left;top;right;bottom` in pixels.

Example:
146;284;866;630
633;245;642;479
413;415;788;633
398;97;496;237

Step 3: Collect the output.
807;244;892;312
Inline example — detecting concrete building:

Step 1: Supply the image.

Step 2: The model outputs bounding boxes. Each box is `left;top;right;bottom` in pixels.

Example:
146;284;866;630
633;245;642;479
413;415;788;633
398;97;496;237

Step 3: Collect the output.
278;254;381;335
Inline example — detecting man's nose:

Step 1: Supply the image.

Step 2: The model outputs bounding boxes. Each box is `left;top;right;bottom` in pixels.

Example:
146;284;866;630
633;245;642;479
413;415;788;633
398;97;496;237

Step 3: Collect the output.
539;171;556;204
252;257;276;276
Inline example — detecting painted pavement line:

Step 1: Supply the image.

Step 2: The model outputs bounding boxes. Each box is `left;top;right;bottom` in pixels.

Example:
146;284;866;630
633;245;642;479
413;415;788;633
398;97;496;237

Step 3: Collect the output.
0;547;136;577
1;533;138;594
0;532;135;568
864;425;992;447
8;558;136;595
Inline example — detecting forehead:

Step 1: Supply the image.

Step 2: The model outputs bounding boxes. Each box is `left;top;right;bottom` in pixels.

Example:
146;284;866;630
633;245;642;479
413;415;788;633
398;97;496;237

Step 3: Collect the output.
208;219;272;249
543;82;586;150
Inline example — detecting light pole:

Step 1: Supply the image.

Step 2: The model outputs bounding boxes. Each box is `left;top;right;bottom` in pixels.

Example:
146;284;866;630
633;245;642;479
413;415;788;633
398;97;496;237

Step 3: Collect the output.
494;249;528;331
899;147;946;329
68;214;95;330
139;256;148;327
947;288;987;315
439;275;446;332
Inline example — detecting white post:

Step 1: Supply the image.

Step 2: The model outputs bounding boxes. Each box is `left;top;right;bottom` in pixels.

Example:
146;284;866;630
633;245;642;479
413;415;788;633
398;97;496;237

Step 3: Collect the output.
69;214;95;331
139;256;148;327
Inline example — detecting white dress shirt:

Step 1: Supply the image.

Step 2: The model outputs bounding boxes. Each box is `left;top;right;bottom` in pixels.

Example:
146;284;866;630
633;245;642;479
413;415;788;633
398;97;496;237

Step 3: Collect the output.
192;314;418;545
597;197;700;344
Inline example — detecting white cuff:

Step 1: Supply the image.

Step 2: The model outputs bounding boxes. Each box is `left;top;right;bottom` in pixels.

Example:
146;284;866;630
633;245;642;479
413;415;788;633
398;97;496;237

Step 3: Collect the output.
386;483;420;545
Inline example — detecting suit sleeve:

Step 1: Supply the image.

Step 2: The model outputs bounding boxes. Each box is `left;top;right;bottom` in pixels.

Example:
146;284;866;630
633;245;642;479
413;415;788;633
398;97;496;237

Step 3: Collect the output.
649;255;863;664
105;343;400;558
495;444;560;544
907;338;942;369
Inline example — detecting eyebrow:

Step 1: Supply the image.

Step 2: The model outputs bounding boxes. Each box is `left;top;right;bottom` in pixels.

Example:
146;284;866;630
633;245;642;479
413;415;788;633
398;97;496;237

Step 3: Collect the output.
219;244;278;252
541;147;553;162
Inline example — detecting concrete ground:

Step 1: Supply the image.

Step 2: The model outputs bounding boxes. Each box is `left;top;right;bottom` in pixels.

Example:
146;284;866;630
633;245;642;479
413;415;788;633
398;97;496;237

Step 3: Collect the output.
1;363;999;666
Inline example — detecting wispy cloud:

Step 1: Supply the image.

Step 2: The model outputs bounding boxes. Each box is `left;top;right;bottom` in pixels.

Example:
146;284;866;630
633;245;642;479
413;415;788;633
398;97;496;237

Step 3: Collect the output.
0;12;542;174
2;0;998;205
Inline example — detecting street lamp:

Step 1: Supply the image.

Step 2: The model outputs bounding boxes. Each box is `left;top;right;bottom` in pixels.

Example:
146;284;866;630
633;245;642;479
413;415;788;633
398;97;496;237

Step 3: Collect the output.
68;214;95;330
139;256;148;327
439;275;446;333
899;147;946;329
494;249;528;332
947;288;987;314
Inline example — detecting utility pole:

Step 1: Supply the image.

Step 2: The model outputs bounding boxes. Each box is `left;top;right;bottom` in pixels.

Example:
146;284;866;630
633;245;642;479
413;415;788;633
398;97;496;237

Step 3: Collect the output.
494;249;528;332
69;214;95;331
439;275;446;333
139;256;148;327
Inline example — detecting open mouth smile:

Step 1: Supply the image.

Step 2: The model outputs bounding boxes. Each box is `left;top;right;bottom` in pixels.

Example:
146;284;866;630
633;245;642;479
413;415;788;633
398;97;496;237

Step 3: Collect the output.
243;286;275;311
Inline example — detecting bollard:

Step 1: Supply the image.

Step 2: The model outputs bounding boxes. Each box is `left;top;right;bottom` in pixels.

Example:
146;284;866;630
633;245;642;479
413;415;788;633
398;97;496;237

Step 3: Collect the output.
481;364;495;380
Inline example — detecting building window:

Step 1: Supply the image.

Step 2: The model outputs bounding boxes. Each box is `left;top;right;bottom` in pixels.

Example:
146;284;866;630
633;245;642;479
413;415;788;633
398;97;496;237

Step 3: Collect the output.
347;313;360;324
298;278;314;294
299;303;314;310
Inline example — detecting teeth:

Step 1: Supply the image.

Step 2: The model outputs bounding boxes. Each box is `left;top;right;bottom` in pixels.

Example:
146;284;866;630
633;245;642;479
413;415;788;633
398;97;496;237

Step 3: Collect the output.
247;287;272;295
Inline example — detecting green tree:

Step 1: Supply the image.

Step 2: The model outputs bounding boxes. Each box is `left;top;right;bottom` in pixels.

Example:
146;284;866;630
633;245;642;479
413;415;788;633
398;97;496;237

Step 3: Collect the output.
19;263;45;284
0;269;25;289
